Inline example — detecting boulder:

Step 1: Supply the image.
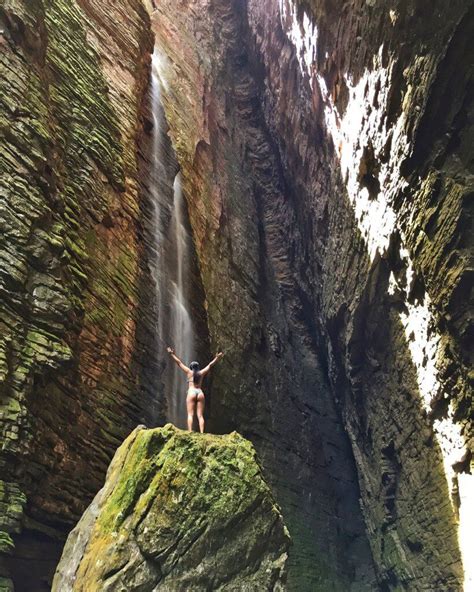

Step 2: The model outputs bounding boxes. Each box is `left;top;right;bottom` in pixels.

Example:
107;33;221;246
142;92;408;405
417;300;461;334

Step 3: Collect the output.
52;424;290;591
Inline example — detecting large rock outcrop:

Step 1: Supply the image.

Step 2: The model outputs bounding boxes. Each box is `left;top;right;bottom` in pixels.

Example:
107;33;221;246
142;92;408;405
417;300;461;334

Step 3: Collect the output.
0;1;161;588
52;424;290;591
149;0;472;589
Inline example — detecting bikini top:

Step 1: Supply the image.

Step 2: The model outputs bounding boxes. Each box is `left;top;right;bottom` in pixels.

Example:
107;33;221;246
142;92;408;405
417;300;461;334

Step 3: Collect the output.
188;373;202;384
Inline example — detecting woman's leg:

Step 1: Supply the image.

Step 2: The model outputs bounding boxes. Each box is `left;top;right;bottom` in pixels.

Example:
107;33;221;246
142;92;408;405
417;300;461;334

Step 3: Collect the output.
197;392;205;433
186;392;196;431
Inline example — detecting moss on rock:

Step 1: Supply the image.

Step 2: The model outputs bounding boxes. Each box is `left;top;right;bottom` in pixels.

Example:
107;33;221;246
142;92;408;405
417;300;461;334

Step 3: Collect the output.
0;0;157;587
53;424;290;591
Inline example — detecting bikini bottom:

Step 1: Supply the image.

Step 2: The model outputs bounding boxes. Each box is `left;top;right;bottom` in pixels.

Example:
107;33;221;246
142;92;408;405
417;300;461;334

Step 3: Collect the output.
188;388;203;397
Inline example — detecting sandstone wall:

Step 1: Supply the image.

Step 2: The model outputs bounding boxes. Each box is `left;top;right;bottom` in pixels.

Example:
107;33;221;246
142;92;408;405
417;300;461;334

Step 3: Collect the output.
0;1;159;588
0;0;471;590
151;2;377;589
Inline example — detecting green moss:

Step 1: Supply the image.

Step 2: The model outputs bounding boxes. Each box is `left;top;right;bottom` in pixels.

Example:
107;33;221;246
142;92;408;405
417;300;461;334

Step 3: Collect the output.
95;426;271;539
0;575;14;592
22;329;72;366
1;0;150;577
97;428;172;532
44;0;124;185
56;425;290;590
0;532;14;555
0;481;27;557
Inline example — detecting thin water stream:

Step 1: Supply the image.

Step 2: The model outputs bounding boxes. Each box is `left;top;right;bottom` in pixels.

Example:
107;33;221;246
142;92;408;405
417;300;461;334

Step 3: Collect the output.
150;48;195;428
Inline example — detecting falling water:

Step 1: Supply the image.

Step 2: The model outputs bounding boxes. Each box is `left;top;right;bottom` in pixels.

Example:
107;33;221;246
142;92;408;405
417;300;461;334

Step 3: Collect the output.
149;51;166;347
169;174;195;425
149;48;195;428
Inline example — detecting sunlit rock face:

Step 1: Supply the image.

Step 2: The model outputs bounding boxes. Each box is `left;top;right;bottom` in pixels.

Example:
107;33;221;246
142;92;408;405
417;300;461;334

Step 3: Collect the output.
260;0;472;588
150;0;472;589
53;425;290;591
0;1;160;589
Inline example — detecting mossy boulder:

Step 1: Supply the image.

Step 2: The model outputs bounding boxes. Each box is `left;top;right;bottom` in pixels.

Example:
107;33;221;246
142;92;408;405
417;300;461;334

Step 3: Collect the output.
52;424;290;591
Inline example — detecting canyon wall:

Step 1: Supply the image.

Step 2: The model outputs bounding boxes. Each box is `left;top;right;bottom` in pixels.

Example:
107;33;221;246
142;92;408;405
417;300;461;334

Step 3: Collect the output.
151;0;472;590
151;3;378;590
0;0;471;590
250;0;473;588
0;1;160;589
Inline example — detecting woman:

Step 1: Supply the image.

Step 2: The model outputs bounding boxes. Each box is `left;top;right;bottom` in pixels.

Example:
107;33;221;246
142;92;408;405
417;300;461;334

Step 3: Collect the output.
166;347;224;433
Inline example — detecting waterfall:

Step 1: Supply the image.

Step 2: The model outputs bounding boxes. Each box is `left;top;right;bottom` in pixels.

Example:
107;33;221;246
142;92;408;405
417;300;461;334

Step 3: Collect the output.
168;173;195;425
149;51;166;351
149;48;195;429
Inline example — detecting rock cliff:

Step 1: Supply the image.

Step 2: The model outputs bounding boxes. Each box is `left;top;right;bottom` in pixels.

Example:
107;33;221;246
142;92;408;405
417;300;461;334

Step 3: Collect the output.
0;1;160;589
0;0;472;590
150;0;472;589
52;424;290;591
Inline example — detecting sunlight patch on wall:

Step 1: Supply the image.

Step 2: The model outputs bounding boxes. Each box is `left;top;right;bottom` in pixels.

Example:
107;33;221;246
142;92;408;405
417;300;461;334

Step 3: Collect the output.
278;0;318;87
277;2;472;586
388;263;467;503
317;50;406;262
320;47;474;592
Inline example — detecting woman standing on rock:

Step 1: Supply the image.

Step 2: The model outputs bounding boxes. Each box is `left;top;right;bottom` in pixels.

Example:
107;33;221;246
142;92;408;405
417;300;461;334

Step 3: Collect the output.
167;347;224;433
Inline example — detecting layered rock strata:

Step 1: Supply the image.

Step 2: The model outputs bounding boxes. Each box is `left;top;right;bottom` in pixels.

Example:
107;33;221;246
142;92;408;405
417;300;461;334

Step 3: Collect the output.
251;1;473;588
150;0;471;589
0;1;159;589
52;424;290;591
0;0;471;590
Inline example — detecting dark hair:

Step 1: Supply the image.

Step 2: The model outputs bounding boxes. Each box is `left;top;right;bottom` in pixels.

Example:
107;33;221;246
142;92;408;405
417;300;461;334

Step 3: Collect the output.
189;361;200;384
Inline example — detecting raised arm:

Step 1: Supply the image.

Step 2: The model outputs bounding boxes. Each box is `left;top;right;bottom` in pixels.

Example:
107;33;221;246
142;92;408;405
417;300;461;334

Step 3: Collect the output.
200;352;224;376
167;347;190;373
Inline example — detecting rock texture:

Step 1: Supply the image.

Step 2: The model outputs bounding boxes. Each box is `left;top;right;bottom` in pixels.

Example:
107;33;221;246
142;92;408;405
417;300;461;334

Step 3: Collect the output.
138;52;211;430
150;4;378;590
52;424;290;591
1;0;472;590
250;1;473;588
0;1;160;589
150;0;472;589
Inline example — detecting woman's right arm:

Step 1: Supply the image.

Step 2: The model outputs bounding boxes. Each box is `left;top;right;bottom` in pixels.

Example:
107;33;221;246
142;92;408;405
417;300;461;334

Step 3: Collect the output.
167;347;190;373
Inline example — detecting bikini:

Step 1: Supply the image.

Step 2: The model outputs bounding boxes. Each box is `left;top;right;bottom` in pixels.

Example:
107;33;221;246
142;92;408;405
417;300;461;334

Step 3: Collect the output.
187;377;203;396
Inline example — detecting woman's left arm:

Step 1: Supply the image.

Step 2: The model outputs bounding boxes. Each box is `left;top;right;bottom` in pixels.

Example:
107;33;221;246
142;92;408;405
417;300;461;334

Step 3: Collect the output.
200;352;224;376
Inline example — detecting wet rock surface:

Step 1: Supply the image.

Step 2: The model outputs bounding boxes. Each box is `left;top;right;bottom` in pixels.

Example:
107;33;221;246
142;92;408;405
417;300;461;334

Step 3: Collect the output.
150;3;378;589
0;0;472;590
52;424;290;592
